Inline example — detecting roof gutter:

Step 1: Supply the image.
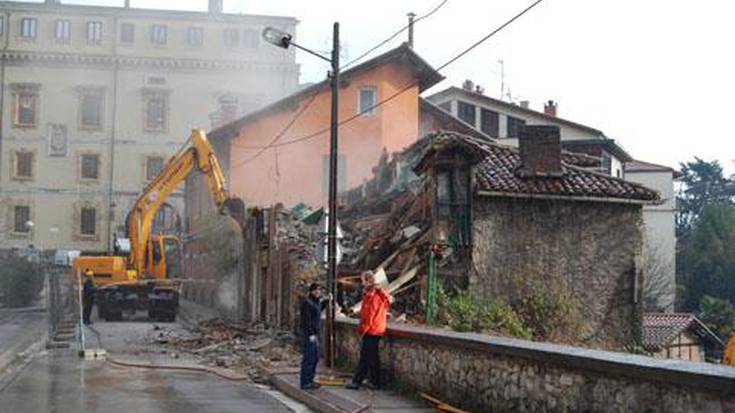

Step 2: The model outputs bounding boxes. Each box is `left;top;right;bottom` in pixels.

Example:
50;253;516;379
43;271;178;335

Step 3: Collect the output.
476;190;654;205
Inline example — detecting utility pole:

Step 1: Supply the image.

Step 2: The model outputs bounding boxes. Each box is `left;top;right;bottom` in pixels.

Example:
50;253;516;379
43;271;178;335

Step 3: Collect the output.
325;22;340;369
262;21;341;369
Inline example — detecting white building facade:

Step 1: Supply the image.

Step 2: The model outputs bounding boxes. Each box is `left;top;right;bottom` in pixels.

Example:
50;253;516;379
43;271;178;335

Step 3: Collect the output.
0;0;299;251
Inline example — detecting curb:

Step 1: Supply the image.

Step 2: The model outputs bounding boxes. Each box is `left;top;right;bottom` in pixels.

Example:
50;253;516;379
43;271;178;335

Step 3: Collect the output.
268;371;349;413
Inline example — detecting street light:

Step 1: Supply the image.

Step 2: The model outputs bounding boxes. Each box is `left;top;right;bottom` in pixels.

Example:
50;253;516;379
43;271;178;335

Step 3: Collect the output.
263;23;341;368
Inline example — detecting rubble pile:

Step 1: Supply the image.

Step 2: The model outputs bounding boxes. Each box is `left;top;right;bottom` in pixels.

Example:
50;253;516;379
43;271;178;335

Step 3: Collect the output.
156;318;301;382
335;143;444;321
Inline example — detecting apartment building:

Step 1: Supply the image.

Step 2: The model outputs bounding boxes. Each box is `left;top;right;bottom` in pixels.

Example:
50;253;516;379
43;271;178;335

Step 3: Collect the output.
0;0;298;251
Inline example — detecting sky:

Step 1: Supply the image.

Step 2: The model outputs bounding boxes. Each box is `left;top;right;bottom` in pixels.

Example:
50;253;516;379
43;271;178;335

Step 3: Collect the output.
18;0;735;174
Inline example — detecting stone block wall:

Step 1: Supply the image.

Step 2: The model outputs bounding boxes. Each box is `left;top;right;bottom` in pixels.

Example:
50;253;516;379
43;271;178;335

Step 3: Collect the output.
471;196;644;349
335;319;735;413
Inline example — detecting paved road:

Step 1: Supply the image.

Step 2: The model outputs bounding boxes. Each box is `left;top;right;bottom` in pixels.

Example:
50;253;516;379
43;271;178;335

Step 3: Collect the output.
0;307;46;353
0;352;293;412
0;302;301;413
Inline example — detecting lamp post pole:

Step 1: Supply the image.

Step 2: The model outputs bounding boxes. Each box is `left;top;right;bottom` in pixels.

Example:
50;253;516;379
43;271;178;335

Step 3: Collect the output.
262;22;341;368
325;22;340;369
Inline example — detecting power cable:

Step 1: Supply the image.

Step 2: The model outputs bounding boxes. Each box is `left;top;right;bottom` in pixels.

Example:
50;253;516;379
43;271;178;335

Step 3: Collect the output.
341;0;449;70
229;91;319;169
232;0;545;159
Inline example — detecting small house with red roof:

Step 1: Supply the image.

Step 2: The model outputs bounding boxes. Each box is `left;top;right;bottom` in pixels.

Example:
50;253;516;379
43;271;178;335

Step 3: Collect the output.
643;313;724;362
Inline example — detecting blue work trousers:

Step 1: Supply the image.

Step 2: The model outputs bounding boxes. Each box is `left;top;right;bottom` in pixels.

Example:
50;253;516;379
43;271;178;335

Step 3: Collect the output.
300;337;319;387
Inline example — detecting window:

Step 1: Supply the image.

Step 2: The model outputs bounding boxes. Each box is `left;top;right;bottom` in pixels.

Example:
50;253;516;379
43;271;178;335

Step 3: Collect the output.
322;154;347;199
120;23;134;43
480;108;499;137
144;94;168;132
14;206;31;233
80;92;103;129
436;168;471;248
81;154;100;180
14;151;33;179
457;101;476;126
20;18;37;39
242;29;259;48
13;91;38;128
358;87;377;116
0;16;4;36
224;28;239;47
186;27;203;47
506;116;526;138
601;152;612;175
151;24;167;45
146;156;164;181
80;207;96;236
87;21;103;44
54;19;71;41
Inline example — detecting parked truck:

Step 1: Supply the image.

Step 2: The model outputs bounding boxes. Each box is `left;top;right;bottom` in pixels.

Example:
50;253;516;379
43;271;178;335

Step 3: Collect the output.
72;129;241;321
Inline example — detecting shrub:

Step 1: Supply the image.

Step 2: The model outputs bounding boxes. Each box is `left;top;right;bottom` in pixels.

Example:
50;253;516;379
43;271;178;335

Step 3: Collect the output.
435;285;531;338
0;254;44;308
513;277;579;341
479;299;532;339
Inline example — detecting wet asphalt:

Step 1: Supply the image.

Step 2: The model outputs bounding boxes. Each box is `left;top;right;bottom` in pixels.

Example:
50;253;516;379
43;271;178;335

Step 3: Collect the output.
0;303;296;413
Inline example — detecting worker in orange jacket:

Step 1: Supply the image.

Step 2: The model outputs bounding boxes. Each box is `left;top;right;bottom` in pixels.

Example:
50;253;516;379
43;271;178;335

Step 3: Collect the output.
346;270;391;390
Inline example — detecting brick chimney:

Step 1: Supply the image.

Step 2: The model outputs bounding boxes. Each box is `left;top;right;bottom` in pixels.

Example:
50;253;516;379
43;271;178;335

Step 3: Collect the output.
208;0;223;14
544;100;557;117
517;125;563;177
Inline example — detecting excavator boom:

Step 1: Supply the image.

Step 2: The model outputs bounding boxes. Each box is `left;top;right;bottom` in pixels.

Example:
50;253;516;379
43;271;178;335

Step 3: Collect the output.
127;129;231;276
73;129;237;322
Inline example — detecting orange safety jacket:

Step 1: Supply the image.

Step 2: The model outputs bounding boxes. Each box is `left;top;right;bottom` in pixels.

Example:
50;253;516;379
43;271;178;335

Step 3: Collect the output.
357;287;391;336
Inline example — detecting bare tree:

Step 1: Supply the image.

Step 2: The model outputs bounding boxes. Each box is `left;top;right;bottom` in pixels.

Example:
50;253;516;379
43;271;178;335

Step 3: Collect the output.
642;243;675;313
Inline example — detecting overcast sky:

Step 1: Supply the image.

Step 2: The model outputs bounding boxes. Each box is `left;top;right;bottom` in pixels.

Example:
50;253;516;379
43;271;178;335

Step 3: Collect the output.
27;0;735;174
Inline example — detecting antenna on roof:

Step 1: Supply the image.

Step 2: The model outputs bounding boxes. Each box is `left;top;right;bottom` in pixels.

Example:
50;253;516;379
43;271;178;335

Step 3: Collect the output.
498;59;505;100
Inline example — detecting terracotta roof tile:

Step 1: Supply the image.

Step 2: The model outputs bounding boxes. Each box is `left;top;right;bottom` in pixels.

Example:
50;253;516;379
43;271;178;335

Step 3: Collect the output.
415;131;660;202
642;313;723;352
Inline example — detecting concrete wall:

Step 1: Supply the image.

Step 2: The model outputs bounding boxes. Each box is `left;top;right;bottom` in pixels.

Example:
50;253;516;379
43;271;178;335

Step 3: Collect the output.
335;318;735;413
625;169;677;312
471;196;644;349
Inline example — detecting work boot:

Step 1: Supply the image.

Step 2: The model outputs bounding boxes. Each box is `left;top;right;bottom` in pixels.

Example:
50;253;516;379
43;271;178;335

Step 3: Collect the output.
344;381;360;390
363;382;377;390
301;382;321;390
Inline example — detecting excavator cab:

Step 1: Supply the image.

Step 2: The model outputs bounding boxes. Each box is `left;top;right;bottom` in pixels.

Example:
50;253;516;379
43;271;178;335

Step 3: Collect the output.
147;235;182;280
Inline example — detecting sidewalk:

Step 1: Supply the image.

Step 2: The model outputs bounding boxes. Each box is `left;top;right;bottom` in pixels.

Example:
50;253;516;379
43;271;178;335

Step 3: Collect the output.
267;366;438;413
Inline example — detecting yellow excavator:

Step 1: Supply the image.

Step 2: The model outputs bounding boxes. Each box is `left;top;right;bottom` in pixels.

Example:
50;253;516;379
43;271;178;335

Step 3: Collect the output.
72;129;242;322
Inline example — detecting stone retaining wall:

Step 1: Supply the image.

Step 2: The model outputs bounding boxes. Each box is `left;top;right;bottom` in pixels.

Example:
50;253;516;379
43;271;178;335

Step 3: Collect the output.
335;318;735;413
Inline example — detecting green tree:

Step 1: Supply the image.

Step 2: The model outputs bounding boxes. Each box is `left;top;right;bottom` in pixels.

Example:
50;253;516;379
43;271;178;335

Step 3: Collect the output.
699;295;735;340
676;158;734;237
678;202;735;311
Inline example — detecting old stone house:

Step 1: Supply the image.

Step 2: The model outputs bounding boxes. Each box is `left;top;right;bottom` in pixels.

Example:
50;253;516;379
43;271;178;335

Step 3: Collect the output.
642;313;723;361
340;125;660;349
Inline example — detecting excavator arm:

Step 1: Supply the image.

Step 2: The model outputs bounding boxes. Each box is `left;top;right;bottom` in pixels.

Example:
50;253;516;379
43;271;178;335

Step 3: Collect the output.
126;129;232;276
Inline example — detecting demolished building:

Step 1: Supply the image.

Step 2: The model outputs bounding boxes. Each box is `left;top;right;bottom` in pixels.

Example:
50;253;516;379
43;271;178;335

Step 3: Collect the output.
339;125;660;349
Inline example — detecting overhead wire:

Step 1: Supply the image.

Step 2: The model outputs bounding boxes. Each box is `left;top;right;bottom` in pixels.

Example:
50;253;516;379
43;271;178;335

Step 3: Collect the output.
231;0;545;161
229;90;319;169
341;0;450;70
